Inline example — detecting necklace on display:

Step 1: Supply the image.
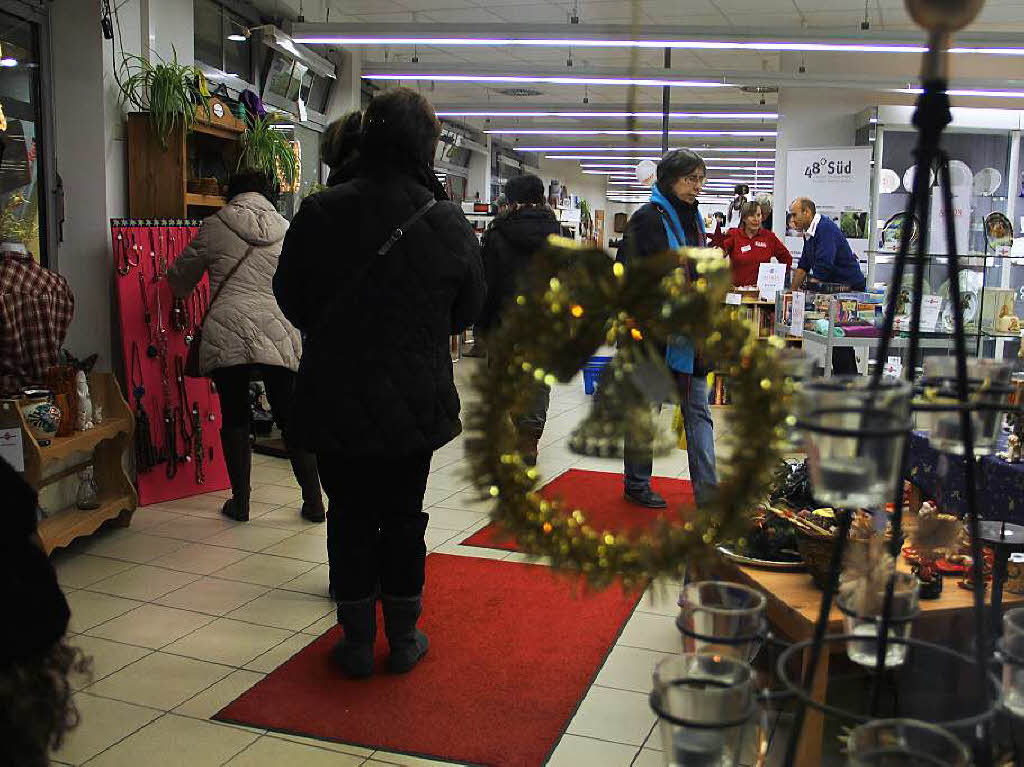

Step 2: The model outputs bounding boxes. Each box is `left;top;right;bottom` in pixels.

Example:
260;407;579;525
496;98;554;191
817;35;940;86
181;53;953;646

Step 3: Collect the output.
116;225;141;276
138;271;158;358
164;407;177;479
192;403;205;484
174;355;195;463
130;342;158;472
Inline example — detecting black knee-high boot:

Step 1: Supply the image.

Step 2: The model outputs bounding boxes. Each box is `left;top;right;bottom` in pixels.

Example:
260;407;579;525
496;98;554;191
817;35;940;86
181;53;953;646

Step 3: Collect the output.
219;427;251;522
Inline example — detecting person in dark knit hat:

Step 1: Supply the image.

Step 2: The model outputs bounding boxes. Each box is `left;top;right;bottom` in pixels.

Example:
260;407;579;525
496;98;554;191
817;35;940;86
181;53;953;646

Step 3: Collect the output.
0;457;89;766
475;173;561;465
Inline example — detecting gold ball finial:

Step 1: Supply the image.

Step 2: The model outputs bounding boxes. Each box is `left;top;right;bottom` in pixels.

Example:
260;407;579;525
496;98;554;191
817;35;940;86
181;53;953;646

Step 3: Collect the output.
904;0;983;32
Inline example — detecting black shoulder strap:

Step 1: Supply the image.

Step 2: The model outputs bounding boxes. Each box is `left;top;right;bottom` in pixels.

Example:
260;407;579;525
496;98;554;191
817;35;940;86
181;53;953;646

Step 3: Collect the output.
378;198;437;255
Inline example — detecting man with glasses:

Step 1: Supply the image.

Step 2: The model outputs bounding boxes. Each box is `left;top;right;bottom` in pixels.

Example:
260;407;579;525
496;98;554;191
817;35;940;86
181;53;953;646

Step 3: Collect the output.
615;149;718;510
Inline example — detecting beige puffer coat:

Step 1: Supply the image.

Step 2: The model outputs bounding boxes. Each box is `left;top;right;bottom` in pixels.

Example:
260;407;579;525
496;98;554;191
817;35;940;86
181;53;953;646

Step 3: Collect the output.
168;192;301;375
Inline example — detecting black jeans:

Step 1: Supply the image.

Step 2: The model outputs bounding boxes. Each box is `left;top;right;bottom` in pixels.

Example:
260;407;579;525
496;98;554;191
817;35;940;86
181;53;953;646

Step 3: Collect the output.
317;451;432;601
832;348;859;376
211;364;298;435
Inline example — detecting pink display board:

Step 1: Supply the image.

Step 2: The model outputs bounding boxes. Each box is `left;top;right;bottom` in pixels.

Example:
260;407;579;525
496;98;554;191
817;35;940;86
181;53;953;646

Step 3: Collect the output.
112;219;230;506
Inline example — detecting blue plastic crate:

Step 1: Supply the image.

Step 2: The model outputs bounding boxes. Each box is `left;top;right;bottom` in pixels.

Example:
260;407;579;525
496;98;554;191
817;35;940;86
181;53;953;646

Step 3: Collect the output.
582;355;612;395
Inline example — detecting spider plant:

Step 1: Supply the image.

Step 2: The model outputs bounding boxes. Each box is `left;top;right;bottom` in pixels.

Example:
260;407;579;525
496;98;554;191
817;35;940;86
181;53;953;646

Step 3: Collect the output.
237;115;296;188
118;47;210;150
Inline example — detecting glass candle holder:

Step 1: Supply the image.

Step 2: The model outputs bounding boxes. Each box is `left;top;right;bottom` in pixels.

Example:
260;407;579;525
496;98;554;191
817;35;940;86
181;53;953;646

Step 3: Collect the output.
1000;607;1024;718
651;654;755;767
836;572;919;670
677;581;766;661
779;349;813;451
917;357;1014;456
846;719;971;766
796;377;911;508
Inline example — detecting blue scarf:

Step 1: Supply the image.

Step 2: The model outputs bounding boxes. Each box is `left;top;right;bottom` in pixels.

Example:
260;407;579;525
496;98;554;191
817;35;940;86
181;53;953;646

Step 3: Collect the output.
649;184;705;374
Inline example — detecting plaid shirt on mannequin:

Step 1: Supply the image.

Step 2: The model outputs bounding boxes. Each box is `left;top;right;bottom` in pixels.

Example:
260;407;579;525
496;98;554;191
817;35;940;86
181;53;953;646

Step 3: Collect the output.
0;245;74;396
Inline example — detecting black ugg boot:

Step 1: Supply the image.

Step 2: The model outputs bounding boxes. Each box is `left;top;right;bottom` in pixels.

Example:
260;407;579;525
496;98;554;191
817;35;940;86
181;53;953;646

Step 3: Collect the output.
332;596;377;678
516;425;543;467
289;449;325;523
382;594;429;673
219;427;251;522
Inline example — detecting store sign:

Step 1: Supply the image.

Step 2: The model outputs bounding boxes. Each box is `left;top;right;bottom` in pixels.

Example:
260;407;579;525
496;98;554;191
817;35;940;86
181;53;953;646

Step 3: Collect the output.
757;262;787;302
927;186;970;256
786;147;873;212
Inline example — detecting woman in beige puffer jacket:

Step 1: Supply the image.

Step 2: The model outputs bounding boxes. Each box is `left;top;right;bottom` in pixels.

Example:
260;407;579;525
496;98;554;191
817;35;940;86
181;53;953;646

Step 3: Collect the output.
169;171;324;525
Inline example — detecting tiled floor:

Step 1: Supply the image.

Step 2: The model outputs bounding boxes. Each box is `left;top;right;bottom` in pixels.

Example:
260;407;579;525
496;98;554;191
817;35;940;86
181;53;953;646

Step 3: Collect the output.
50;359;789;766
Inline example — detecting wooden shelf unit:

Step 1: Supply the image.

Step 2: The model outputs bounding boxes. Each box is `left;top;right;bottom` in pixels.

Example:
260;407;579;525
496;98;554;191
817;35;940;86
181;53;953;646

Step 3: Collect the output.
5;372;137;553
128;99;245;219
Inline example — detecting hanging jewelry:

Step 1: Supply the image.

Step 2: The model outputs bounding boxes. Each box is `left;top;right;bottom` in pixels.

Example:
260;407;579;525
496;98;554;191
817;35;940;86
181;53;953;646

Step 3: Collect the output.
138;271;158;358
130;342;158;472
192;403;205;484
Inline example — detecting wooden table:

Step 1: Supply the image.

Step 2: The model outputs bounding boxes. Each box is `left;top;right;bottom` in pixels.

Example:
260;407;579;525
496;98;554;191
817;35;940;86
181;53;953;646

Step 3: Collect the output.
709;556;1018;766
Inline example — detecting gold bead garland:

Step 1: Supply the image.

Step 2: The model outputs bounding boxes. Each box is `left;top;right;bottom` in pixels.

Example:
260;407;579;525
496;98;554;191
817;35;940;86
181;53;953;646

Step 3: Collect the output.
465;238;791;588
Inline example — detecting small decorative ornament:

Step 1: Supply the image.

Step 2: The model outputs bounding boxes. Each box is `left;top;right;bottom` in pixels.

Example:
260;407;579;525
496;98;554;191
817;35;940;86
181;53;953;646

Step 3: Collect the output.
76;466;100;510
21;389;60;447
75;371;94;430
466;238;790;586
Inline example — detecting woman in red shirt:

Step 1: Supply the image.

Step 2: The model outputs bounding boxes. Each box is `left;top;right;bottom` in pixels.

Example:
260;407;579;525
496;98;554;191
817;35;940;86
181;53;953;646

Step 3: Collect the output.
721;200;793;286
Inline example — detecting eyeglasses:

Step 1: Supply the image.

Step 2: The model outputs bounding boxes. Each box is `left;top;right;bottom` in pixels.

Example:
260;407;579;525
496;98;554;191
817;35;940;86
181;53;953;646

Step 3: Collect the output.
683;173;707;184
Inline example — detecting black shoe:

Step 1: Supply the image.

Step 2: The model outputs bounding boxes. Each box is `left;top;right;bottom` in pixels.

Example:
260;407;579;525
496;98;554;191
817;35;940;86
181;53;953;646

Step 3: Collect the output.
220;497;249;522
624;488;667;508
219;427;251;521
300;500;326;523
289;449;326;523
332;596;377;678
382;594;429;673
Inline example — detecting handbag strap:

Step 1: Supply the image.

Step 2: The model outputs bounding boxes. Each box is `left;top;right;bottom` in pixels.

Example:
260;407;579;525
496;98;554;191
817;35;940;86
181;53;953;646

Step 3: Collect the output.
197;243;256;332
378;198;437;255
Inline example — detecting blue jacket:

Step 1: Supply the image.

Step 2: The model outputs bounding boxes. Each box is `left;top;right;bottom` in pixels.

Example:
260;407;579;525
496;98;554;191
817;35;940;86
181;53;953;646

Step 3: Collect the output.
798;215;865;291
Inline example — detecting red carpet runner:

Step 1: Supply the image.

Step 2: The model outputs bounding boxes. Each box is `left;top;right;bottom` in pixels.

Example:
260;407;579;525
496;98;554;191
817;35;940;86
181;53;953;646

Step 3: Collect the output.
461;469;695;552
215;553;643;766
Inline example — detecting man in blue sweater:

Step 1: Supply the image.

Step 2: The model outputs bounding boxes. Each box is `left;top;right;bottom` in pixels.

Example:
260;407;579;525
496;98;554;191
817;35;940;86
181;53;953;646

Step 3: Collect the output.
789;197;866;292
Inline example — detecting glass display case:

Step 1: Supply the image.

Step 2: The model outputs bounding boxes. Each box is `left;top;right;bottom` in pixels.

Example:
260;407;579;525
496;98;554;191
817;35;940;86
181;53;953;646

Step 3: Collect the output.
860;106;1024;362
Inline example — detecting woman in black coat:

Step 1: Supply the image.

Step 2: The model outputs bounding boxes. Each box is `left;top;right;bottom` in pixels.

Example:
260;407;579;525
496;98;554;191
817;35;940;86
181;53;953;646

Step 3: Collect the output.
274;88;486;678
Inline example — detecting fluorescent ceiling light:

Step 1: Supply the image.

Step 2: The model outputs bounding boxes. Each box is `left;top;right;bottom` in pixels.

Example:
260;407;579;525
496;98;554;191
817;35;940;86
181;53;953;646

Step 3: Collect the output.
582;163;774;171
0;58;17;67
227;33;247;42
521;146;775;152
486;129;777;137
436;110;777;120
897;88;1024;98
549;155;774;161
363;73;729;88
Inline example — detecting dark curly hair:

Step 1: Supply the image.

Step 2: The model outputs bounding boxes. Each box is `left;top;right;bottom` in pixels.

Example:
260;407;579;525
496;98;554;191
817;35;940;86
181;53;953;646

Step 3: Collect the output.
227;169;279;205
0;639;91;767
361;88;441;171
321;111;362;170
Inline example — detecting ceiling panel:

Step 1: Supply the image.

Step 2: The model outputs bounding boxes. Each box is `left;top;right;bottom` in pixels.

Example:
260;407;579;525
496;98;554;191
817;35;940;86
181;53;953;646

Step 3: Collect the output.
421;7;507;22
396;0;481;9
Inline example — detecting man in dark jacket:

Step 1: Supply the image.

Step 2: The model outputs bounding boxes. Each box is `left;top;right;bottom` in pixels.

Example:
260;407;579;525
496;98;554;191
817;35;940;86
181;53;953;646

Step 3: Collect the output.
274;88;486;679
476;174;561;465
616;149;718;510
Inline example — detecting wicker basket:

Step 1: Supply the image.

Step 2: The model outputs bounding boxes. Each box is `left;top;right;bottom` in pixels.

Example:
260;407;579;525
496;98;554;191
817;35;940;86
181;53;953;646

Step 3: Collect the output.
795;530;902;590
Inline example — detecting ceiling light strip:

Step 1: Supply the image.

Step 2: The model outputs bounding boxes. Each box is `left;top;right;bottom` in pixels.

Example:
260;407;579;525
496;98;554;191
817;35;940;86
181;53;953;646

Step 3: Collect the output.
435;110;777;119
522;146;775;152
485;129;777;136
363;73;730;88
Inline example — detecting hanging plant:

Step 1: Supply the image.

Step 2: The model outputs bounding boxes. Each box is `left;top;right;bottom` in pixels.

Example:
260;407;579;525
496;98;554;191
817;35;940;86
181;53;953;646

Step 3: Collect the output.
237;115;296;188
118;47;210;150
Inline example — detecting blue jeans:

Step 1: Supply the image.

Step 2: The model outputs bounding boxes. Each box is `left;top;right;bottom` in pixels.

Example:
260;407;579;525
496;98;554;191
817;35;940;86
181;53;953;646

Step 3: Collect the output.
624;373;718;507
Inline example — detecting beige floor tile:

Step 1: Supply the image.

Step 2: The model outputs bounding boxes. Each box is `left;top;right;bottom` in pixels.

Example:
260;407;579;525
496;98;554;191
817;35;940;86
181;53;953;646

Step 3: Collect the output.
128;507;187;532
501;552;547;564
87;564;200;602
432;541;509;561
86;603;215;649
168;500;280;520
66;590;143;632
163;617;293;666
173;668;264;719
617;611;682;654
431;488;493;513
243;632;318;673
52;692;161;764
594;646;673;694
204;525;299;553
249;484;303;506
85;713;259;767
69;635;151;690
226;736;364;766
212;553;317;587
53;553;135;589
79;530;189;564
260;533;328;563
144;515;240;542
155;577;269;616
546;734;639;766
425;507;489;531
279;563;330;597
150;542;253;575
368;752;468;766
424;528;458;551
152;493;231;514
565;685;657;746
268;733;373;758
300;612;336;636
638;583;682;617
632;748;666;767
227;589;334;631
249;505;318;531
422;486;456;507
87;651;233;710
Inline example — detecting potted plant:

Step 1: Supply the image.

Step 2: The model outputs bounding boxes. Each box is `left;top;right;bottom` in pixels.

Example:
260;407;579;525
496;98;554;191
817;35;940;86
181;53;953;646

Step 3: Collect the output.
237;115;296;189
117;48;210;150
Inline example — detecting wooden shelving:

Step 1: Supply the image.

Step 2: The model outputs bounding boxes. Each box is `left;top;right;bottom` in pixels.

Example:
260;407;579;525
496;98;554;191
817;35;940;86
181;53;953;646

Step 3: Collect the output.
185;192;228;208
5;372;137;554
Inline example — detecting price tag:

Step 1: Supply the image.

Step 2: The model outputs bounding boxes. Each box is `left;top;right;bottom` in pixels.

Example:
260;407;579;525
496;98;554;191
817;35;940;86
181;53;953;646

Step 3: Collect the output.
757;262;787;302
790;291;805;337
884;356;903;380
921;294;943;331
0;427;23;472
725;292;742;305
297;98;308;123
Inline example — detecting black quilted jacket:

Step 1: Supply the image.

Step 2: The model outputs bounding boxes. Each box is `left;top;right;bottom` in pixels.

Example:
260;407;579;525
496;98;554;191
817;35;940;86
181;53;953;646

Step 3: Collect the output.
273;170;486;456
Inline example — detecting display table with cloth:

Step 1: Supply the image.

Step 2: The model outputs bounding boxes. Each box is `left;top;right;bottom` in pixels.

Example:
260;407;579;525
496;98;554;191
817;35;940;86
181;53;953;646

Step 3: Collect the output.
906;430;1024;524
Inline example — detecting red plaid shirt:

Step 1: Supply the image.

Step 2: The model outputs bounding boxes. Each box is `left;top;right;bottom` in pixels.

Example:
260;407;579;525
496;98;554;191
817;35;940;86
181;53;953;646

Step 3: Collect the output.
0;247;74;396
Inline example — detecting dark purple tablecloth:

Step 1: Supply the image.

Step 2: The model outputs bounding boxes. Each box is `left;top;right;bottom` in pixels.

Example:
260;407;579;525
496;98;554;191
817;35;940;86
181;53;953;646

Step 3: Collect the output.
906;431;1024;523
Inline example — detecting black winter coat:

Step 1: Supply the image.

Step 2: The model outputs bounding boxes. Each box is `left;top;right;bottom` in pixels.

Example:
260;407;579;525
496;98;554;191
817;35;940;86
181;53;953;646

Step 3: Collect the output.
476;206;561;333
273;171;486;456
615;198;710;376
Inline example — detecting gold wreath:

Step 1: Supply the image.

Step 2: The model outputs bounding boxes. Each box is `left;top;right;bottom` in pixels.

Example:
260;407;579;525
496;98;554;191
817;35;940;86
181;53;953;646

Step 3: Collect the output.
465;238;792;588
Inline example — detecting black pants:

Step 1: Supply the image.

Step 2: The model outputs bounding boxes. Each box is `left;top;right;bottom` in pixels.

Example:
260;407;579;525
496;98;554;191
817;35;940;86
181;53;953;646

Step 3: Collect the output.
212;364;297;435
317;451;432;601
832;348;859;376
